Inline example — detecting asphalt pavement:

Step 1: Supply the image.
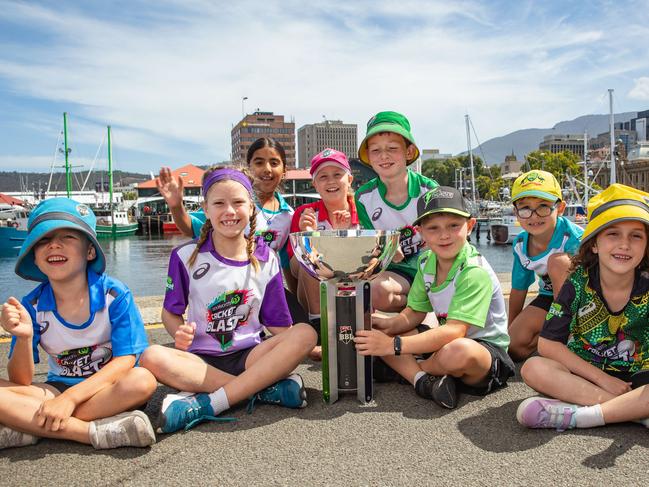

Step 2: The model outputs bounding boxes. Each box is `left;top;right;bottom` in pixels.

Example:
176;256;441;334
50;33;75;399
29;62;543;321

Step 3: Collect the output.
1;322;648;487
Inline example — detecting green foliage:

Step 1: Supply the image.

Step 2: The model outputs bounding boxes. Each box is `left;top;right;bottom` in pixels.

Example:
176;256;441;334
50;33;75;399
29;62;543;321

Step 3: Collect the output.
523;151;581;182
422;154;504;199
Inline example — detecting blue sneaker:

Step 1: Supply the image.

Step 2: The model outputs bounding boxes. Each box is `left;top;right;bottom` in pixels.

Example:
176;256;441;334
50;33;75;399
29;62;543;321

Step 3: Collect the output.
158;392;234;433
248;374;307;413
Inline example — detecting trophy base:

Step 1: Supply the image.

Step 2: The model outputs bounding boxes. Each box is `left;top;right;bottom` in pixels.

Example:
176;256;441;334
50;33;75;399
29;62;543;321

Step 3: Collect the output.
320;280;373;404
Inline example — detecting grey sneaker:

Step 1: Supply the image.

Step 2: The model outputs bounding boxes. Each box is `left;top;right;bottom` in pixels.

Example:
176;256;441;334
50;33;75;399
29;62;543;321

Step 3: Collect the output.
89;410;156;449
0;425;39;450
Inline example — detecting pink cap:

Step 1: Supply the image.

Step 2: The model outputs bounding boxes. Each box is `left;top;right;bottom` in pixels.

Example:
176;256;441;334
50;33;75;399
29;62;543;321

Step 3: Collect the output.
309;148;351;177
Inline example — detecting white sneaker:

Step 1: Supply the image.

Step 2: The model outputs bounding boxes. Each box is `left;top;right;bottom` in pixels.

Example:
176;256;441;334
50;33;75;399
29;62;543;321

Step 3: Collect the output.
0;425;39;450
89;410;156;449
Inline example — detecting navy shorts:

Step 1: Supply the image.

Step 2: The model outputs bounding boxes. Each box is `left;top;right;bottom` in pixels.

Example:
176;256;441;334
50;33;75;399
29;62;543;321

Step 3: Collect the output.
196;348;254;376
44;381;73;394
529;293;554;312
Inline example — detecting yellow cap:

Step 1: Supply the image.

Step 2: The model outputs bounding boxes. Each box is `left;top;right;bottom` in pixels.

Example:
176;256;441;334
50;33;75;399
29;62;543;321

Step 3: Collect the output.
511;170;562;202
582;183;649;243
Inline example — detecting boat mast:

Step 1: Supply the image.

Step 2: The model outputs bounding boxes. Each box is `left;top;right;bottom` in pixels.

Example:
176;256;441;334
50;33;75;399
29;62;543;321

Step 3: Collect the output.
107;126;114;231
464;114;477;207
609;89;616;184
63;112;71;197
583;131;588;207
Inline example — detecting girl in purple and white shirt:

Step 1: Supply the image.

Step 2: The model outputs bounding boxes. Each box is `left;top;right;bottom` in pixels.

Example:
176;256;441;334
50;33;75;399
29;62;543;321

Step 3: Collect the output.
141;167;316;434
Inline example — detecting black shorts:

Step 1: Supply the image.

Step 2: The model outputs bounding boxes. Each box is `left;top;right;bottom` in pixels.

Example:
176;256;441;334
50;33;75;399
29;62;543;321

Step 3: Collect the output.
285;288;309;324
528;293;554;311
458;340;515;396
605;369;649;388
196;348;253;376
44;381;72;394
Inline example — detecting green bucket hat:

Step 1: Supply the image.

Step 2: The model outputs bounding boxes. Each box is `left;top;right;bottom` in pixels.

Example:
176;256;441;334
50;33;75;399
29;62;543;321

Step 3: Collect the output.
358;111;420;165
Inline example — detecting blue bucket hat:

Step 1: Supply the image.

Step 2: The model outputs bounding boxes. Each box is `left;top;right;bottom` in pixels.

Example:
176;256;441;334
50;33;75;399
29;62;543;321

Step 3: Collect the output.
15;197;106;281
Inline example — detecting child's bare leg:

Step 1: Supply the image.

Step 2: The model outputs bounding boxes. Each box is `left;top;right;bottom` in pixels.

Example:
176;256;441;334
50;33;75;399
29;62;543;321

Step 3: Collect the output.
381;354;423;384
0;385;90;443
520;356;616;405
508;305;546;361
370;272;410;312
419;338;492;385
73;367;157;421
140;345;236;393
223;324;316;404
547;253;572;298
599;385;649;423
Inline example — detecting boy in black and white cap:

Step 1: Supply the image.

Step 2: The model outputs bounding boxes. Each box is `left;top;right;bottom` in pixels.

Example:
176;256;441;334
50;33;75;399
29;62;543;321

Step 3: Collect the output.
355;186;514;409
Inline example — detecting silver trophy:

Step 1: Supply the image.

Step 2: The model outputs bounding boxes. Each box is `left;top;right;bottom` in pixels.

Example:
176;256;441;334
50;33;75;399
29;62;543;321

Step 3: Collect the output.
290;230;400;404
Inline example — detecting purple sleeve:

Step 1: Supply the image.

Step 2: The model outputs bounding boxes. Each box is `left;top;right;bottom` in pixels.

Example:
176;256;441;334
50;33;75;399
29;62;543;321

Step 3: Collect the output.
259;271;291;327
163;249;190;316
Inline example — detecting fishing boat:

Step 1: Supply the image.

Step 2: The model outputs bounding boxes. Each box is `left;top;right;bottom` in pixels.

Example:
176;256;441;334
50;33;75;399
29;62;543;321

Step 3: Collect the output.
490;206;521;245
0;203;29;255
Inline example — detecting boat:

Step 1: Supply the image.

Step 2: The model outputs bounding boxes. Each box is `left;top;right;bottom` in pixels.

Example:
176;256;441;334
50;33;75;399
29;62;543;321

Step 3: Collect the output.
0;203;29;255
490;206;521;245
92;126;138;238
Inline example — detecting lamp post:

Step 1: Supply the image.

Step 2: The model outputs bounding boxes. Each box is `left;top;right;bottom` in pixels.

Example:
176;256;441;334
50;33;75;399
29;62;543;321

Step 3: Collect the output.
242;96;248;118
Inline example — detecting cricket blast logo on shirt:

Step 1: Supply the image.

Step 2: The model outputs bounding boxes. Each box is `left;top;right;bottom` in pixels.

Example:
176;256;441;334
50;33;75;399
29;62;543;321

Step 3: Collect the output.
56;345;113;377
399;225;421;257
205;290;252;351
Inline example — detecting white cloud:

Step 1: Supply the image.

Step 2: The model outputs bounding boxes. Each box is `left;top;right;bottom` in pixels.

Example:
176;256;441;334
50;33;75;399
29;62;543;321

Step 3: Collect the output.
629;77;649;101
1;0;649;170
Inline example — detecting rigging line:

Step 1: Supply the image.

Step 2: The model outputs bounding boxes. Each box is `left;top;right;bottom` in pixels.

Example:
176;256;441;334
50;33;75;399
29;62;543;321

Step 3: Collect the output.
47;129;63;194
82;132;106;191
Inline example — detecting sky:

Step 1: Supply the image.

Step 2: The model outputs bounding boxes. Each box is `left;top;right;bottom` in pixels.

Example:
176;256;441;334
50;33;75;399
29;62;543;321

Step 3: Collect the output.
1;0;649;175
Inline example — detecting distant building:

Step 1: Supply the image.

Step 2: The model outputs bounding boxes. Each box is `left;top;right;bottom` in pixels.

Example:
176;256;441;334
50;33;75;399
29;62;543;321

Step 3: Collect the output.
136;164;204;214
590;128;637;154
539;134;585;159
500;152;524;179
231;111;296;167
297;120;357;168
421;149;452;161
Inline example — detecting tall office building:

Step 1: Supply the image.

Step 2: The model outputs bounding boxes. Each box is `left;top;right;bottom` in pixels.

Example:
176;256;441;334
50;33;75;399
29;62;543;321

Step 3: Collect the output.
297;120;358;168
231;111;296;167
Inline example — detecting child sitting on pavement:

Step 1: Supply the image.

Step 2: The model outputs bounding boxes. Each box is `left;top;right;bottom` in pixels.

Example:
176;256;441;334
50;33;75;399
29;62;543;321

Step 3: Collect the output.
507;170;583;361
355;111;438;312
518;184;649;431
355;187;514;409
0;198;156;450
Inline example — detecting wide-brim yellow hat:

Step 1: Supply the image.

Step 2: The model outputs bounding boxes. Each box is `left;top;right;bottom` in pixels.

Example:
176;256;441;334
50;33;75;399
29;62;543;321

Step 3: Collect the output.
582;183;649;244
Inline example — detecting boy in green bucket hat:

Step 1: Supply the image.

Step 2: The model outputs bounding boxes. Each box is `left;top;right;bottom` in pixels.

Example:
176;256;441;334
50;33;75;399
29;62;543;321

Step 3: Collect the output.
355;111;438;315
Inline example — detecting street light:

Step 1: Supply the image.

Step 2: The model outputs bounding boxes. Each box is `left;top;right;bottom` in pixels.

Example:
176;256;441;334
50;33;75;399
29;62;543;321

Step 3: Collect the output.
242;96;248;118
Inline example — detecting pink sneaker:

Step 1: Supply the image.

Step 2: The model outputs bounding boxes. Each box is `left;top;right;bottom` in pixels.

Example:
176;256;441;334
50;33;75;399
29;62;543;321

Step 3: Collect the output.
516;396;577;431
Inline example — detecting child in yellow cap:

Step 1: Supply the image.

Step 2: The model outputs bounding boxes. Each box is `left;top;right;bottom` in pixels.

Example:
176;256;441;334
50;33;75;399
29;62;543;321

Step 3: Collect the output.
517;184;649;431
508;170;583;361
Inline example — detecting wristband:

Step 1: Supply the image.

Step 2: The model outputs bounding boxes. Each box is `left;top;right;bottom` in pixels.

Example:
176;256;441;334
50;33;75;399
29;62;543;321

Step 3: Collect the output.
393;336;402;356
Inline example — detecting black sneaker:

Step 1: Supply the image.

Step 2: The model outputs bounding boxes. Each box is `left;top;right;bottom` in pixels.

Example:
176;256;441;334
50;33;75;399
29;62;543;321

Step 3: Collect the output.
372;357;400;383
415;374;458;409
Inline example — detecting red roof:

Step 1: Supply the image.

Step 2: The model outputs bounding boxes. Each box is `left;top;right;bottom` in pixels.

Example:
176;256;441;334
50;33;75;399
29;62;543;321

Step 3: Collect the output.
137;164;205;189
0;193;25;206
285;169;311;181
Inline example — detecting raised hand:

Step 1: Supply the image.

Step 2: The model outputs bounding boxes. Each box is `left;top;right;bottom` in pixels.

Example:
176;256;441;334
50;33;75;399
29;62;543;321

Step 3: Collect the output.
331;210;351;229
299;207;317;232
175;321;196;351
1;297;33;338
155;167;184;209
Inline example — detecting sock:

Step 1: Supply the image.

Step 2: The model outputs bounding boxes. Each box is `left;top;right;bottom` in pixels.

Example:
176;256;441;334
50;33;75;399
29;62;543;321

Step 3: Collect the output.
574;404;605;428
208;387;230;415
308;313;321;321
413;371;426;388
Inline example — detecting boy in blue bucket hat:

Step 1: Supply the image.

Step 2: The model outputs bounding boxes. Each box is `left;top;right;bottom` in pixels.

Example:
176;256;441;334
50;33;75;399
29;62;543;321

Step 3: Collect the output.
0;198;157;450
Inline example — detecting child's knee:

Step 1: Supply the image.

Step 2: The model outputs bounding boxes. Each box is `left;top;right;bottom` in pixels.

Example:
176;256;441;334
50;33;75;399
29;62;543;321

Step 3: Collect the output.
520;356;544;385
292;323;318;348
127;367;158;396
140;345;170;375
438;339;478;373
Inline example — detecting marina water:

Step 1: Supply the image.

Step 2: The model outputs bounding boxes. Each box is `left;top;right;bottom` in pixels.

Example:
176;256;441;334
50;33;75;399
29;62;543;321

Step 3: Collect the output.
0;229;514;304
